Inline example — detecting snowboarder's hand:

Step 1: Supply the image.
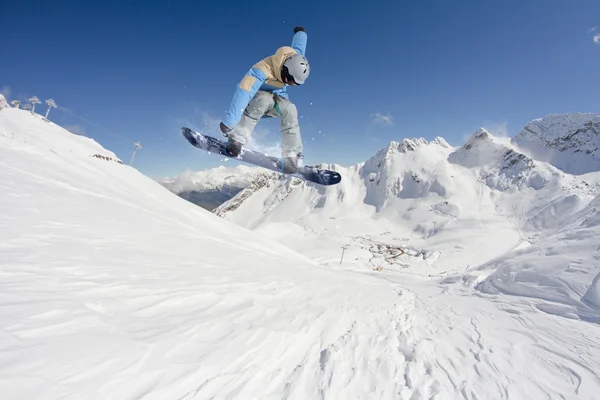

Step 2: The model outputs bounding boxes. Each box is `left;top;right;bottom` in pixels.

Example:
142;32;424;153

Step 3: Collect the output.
294;26;306;34
220;122;232;135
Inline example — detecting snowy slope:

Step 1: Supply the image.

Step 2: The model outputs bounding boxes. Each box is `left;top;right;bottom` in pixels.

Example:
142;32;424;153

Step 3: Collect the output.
512;113;600;175
0;105;409;398
474;193;600;323
3;100;600;399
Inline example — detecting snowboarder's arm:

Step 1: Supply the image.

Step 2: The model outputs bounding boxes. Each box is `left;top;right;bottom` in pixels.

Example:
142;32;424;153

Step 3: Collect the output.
291;27;307;56
222;67;267;129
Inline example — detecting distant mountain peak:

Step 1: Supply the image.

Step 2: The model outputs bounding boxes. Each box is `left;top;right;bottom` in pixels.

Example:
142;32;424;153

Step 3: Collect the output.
371;137;451;167
463;128;493;150
432;136;452;148
392;138;430;153
455;128;548;184
159;165;272;211
512;113;600;175
213;172;281;217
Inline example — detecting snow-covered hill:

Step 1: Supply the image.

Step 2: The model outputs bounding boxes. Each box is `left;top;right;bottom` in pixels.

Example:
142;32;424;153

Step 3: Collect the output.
2;99;600;399
475;192;600;323
512;113;600;175
159;165;271;210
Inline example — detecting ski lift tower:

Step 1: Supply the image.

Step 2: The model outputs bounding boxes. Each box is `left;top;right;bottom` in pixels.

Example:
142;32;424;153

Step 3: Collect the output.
130;141;142;166
44;99;57;119
28;96;40;114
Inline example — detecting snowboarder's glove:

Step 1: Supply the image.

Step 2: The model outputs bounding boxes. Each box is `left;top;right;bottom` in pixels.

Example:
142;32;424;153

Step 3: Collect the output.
294;26;306;34
220;122;232;135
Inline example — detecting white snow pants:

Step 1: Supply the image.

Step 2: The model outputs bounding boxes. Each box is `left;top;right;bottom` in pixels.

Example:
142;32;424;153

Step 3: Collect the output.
228;91;303;157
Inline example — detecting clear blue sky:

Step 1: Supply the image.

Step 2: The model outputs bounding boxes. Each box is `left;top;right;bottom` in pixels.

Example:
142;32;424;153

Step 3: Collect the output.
2;0;599;178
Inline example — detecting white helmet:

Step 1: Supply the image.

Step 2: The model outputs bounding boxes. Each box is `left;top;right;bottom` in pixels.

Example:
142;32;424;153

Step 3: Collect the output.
283;54;310;85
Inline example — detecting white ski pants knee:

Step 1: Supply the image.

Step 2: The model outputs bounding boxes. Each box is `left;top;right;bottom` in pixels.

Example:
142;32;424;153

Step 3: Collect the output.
229;91;303;158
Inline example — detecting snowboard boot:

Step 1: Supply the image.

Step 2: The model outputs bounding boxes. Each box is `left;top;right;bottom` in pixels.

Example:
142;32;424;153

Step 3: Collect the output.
276;156;300;174
225;138;243;157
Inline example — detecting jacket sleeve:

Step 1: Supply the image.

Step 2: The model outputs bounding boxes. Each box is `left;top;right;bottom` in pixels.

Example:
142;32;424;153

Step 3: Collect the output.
291;31;307;56
222;67;267;128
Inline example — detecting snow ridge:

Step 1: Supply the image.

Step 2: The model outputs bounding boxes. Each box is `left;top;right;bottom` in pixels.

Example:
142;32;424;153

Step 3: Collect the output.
160;165;265;193
160;165;274;210
513;113;600;174
214;171;281;217
451;127;561;191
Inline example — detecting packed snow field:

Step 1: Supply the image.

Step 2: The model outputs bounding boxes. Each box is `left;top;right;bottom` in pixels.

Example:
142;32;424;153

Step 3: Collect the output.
2;98;600;399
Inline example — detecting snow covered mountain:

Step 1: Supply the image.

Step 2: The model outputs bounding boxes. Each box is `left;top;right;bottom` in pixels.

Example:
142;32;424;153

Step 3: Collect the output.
3;98;600;399
512;113;600;175
449;127;598;237
215;118;600;274
159;165;271;210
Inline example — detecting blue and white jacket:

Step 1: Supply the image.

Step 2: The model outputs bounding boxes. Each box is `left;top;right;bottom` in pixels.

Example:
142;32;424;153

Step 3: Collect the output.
222;31;307;129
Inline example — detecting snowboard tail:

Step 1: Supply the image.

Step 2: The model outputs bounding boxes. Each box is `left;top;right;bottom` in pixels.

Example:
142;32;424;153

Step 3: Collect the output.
182;127;341;186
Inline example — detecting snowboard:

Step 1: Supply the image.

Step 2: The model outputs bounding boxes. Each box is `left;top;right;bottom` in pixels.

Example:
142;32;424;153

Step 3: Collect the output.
181;127;342;186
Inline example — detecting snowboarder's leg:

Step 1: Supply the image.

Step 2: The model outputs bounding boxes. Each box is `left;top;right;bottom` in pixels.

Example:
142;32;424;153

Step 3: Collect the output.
275;97;303;158
269;96;303;173
228;91;275;146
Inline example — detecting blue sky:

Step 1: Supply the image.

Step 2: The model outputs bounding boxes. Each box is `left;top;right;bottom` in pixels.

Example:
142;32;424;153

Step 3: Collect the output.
2;0;599;178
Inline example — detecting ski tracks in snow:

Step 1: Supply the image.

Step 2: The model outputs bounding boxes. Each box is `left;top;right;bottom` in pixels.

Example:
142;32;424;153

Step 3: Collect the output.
409;279;600;400
3;253;599;400
5;261;598;400
175;285;438;400
299;287;440;400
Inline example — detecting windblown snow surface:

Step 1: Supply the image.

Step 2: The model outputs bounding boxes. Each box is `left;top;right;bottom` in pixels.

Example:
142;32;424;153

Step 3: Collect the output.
2;101;600;399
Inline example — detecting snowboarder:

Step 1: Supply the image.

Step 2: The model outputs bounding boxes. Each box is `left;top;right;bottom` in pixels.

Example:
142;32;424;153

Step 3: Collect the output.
219;26;310;174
